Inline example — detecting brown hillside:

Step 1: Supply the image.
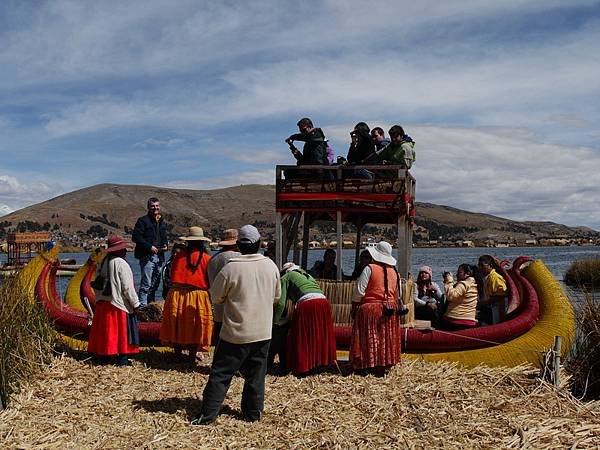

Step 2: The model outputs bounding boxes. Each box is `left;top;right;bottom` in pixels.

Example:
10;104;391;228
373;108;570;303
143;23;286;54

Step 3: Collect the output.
2;183;597;242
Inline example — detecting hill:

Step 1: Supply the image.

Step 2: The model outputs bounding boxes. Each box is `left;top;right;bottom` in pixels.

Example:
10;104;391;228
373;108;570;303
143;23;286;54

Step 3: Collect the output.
1;183;598;247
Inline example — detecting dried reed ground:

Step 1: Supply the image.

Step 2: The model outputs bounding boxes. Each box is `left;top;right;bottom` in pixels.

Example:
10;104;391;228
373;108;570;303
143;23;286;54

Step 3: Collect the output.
1;352;599;449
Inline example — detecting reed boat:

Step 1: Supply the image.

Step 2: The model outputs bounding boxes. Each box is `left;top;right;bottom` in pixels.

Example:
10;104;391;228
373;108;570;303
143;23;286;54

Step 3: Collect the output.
22;246;574;367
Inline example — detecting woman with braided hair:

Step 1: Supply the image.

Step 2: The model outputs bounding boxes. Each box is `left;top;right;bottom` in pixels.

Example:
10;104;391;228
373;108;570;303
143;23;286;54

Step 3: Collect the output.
349;241;406;376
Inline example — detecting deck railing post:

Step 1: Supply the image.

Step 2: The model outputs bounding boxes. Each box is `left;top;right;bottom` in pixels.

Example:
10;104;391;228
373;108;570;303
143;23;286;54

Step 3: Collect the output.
336;210;342;281
275;212;282;270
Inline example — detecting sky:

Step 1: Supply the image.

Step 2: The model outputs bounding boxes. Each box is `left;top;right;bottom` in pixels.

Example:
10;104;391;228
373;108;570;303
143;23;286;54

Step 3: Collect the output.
1;0;600;230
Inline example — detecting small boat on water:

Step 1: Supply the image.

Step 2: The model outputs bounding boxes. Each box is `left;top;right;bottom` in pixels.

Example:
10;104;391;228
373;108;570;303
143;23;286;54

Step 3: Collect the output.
27;247;573;367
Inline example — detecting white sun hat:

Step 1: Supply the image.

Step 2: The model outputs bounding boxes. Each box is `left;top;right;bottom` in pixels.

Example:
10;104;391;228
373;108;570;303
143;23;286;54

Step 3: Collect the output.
366;241;396;266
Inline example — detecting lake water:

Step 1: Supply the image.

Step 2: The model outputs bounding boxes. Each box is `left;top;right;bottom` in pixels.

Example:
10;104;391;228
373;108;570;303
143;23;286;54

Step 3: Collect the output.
4;245;597;301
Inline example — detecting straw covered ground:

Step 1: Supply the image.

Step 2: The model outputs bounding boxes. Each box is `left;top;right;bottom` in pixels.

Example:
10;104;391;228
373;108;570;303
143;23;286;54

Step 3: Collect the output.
1;352;600;449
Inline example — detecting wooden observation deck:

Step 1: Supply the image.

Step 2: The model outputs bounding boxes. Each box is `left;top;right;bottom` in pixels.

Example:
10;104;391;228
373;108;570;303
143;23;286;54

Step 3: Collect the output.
275;165;416;278
5;232;51;266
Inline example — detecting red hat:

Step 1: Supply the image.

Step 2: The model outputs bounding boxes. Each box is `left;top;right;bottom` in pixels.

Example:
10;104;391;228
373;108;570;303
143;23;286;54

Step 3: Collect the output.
106;235;129;253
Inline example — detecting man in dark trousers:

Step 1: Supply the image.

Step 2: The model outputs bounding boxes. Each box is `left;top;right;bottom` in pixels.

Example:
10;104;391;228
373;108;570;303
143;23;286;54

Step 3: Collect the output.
132;197;168;306
192;225;280;425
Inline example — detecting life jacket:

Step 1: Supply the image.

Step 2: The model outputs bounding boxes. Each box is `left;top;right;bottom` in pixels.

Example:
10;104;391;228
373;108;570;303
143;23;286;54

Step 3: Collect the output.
170;248;211;289
363;263;400;305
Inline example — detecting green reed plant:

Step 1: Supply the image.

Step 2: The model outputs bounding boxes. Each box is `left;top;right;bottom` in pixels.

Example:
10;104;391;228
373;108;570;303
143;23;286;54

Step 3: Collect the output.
564;257;600;287
0;278;56;409
566;291;600;400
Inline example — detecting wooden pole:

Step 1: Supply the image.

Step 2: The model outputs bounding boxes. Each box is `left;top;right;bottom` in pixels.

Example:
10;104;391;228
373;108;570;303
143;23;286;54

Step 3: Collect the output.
275;212;282;270
301;212;310;270
355;222;363;269
337;210;342;281
553;335;562;387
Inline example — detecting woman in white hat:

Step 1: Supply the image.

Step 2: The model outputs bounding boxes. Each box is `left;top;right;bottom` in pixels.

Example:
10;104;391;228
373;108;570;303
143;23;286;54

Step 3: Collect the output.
88;235;140;366
160;226;213;363
349;241;405;375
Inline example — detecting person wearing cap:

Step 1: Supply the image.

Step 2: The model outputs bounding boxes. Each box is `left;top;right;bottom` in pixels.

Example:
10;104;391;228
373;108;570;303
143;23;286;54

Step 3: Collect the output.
349;241;405;375
132;197;169;306
160;226;213;363
270;262;337;376
194;225;280;425
88;235;140;366
413;265;443;326
207;229;241;343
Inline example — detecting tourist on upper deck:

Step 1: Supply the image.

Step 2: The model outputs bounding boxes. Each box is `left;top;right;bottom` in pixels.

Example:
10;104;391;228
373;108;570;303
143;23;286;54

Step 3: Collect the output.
309;248;342;280
349;241;406;376
88;235;140;366
374;125;416;170
270;262;337;376
439;264;482;330
285;118;329;166
413;265;443;326
477;255;508;325
160;227;213;363
371;127;390;151
132;197;168;305
347;122;375;164
207;229;241;343
194;225;280;425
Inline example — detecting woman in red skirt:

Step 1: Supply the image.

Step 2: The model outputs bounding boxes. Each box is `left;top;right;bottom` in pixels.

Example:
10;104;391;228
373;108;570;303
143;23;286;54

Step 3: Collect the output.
88;235;141;366
349;241;406;376
270;263;337;376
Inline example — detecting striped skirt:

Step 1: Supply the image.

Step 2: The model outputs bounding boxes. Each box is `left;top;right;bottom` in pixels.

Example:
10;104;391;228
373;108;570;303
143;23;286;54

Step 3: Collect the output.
349;302;401;370
160;286;213;350
287;298;337;375
88;301;139;356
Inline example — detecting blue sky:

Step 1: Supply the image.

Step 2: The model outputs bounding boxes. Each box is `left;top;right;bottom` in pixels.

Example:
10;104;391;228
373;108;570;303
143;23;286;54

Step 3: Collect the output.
1;0;600;229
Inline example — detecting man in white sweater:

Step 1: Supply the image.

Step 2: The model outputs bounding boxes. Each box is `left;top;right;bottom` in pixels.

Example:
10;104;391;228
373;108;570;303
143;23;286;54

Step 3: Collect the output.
193;225;280;425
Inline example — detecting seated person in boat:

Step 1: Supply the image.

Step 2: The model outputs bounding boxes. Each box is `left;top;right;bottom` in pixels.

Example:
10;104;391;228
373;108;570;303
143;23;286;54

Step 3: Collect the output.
309;248;342;280
269;263;337;376
284;117;330;178
413;265;443;326
372;125;416;171
439;264;481;330
350;241;406;376
477;255;508;325
350;250;373;280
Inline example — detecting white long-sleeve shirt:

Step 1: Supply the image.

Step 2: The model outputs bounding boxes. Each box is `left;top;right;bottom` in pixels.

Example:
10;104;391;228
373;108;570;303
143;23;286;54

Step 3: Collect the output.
95;256;140;314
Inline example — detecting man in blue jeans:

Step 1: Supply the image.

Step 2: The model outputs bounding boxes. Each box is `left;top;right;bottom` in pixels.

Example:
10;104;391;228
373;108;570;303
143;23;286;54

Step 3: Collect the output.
132;197;168;306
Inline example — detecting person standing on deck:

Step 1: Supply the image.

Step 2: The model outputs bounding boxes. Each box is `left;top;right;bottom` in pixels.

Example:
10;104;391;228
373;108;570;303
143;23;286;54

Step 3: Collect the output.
349;241;405;376
206;229;241;344
193;225;280;425
132;197;168;305
285;117;329;166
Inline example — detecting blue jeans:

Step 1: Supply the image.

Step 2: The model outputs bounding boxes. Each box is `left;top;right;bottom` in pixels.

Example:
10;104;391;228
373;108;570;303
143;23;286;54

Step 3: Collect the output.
138;254;164;306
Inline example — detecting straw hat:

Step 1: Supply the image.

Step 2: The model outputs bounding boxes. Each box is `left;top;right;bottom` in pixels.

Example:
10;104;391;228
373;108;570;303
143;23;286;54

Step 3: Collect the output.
179;226;211;241
366;241;396;266
106;235;129;253
218;228;238;247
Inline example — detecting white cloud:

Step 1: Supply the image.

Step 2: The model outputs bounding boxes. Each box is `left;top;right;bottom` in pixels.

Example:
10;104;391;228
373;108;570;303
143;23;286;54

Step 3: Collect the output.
0;204;13;217
0;175;63;210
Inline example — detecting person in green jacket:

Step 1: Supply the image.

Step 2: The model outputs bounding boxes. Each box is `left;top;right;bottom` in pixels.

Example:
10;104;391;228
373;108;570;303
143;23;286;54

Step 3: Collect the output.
269;263;337;376
374;125;415;170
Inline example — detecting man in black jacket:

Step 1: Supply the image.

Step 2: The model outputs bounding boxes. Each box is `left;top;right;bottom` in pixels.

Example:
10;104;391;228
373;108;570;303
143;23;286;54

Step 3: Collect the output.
285;117;330;179
132;197;168;305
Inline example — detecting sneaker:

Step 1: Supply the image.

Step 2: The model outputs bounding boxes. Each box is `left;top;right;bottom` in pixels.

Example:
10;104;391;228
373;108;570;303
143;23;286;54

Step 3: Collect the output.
190;415;215;426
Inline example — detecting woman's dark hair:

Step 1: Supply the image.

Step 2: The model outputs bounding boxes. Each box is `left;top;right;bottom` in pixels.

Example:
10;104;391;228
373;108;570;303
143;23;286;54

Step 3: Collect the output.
238;240;261;255
478;254;501;271
458;263;484;298
186;240;206;272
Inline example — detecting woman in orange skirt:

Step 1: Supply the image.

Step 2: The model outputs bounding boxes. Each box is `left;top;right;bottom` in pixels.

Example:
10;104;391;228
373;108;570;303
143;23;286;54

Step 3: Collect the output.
349;241;406;376
160;226;213;362
88;235;140;366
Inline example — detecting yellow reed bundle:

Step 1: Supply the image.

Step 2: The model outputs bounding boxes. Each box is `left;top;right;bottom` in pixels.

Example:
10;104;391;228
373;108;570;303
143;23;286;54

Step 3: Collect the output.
405;260;575;367
65;250;105;311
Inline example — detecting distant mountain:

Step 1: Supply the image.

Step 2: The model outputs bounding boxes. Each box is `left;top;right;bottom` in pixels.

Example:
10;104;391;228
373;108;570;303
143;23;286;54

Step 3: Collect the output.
1;183;598;244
